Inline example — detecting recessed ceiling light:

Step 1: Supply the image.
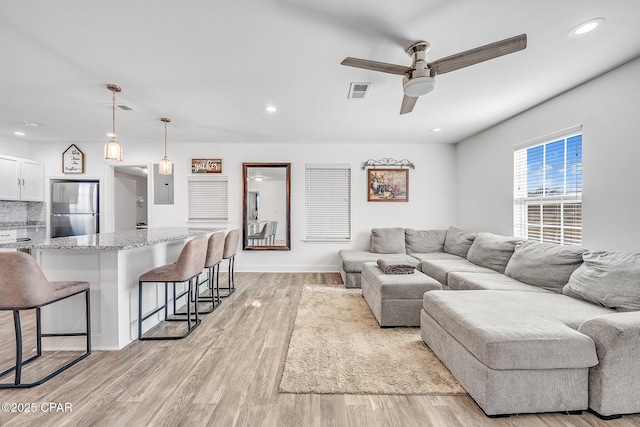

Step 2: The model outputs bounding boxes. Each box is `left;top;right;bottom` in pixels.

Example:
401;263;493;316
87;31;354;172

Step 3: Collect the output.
264;105;277;113
431;128;442;132
14;131;26;136
568;18;606;38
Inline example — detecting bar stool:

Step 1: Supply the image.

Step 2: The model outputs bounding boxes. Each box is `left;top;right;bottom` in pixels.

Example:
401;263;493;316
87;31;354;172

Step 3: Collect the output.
0;252;91;388
247;221;269;246
219;229;239;298
138;236;208;340
193;231;225;314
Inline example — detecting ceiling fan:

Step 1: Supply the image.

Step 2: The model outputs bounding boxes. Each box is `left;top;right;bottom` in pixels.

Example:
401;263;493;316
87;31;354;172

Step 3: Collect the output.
341;34;527;115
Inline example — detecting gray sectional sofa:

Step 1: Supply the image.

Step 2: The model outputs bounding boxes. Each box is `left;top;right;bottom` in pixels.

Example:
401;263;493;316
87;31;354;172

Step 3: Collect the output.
338;226;640;419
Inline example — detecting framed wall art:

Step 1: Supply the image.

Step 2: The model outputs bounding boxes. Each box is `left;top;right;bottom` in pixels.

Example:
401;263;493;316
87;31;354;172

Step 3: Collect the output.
62;144;84;174
191;158;223;174
367;168;408;202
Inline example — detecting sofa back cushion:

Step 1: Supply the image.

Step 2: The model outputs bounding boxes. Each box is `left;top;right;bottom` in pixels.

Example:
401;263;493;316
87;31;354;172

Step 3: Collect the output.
370;227;406;254
466;232;520;273
404;229;446;254
504;241;585;293
443;226;477;258
563;251;640;312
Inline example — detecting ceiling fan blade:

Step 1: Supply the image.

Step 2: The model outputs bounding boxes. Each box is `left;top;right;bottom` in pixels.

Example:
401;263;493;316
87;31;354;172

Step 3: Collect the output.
400;95;418;115
428;34;527;75
341;57;413;76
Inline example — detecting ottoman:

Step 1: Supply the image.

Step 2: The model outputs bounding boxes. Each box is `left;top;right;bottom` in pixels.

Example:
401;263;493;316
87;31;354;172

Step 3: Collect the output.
361;262;441;327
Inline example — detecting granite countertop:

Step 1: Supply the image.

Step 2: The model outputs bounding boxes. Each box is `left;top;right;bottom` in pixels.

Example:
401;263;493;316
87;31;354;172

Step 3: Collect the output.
0;222;46;230
0;227;223;251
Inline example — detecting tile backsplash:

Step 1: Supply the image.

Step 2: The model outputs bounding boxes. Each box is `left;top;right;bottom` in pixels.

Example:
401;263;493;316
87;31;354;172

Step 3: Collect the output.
0;200;46;227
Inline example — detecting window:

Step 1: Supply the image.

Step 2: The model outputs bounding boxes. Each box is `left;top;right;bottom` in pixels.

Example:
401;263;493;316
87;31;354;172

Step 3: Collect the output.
187;176;228;222
305;164;351;241
514;128;582;245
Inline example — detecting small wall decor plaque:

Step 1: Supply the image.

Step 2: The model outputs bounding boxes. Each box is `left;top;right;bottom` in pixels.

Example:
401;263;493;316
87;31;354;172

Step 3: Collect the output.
62;144;85;174
191;158;223;174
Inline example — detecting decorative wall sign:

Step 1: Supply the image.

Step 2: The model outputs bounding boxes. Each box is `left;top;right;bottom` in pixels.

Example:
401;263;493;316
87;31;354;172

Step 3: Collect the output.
191;158;223;174
367;168;409;202
62;144;85;174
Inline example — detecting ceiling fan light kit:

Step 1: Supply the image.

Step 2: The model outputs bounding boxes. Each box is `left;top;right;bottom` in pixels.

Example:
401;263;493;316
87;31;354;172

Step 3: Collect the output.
403;76;435;97
341;34;527;115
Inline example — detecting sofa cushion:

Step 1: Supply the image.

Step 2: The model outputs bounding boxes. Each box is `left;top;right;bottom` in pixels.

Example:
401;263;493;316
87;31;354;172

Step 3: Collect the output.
563;250;640;312
443;226;477;258
466;233;520;273
448;271;550;293
504;241;585;293
404;228;446;254
421;258;495;286
370;227;406;254
422;290;613;370
409;252;462;263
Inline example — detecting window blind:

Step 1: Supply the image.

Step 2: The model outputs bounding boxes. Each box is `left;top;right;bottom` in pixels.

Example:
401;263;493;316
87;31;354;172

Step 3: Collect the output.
514;129;582;245
187;176;228;222
305;164;351;241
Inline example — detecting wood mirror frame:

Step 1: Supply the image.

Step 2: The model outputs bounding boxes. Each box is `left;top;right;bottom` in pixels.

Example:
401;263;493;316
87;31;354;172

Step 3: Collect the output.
242;162;291;250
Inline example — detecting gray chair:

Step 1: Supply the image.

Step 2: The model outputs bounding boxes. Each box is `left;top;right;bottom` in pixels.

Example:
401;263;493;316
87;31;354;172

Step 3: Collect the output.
268;220;278;245
248;222;269;245
138;236;208;340
219;229;239;298
195;231;225;313
0;252;91;388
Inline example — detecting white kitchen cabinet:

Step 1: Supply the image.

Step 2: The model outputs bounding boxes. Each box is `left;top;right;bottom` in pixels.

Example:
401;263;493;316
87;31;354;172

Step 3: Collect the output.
0;155;44;201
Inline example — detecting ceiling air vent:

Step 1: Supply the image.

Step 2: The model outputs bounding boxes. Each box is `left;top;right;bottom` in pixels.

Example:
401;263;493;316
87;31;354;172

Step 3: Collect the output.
348;82;371;99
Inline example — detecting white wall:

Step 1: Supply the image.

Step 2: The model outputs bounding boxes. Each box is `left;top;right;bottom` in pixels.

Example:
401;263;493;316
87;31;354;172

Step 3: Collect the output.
0;136;28;158
456;57;640;252
24;141;457;271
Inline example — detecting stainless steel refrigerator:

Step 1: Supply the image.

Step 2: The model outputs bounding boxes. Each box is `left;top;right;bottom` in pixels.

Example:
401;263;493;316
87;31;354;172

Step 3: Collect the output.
50;181;99;238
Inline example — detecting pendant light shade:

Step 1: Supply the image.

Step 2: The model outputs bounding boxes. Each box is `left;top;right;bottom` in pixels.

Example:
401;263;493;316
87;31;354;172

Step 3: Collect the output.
159;117;173;175
104;84;123;162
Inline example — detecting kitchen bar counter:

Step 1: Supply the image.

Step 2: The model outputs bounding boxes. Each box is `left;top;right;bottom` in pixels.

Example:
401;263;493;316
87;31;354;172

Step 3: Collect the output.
0;222;46;230
1;227;223;351
0;227;213;250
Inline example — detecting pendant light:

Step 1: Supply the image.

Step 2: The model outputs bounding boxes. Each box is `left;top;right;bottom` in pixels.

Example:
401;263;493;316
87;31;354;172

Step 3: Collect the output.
104;84;123;161
158;117;173;175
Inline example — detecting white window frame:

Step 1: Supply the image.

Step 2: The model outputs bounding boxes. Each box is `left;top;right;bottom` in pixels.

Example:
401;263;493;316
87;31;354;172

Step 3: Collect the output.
514;126;582;245
305;163;351;242
187;175;228;223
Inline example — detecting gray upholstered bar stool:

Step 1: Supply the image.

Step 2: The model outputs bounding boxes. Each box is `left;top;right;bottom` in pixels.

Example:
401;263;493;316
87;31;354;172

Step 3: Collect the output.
194;231;225;313
219;229;239;298
138;236;208;340
0;252;91;388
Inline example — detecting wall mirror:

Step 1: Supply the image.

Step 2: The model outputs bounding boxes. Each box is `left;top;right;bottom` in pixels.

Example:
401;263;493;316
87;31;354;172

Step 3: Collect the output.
242;163;291;250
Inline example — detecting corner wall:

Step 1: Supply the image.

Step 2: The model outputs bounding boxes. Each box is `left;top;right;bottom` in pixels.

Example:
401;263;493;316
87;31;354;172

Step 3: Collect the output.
455;57;640;252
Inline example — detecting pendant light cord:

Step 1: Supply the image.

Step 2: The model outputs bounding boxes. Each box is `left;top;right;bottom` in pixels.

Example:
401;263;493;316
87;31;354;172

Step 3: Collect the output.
164;121;168;156
112;90;116;137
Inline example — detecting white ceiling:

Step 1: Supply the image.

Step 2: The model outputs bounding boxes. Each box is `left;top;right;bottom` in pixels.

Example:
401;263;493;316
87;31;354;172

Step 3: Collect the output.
1;0;640;146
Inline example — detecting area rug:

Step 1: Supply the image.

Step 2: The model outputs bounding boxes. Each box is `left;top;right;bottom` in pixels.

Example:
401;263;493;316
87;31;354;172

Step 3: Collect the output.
278;285;466;395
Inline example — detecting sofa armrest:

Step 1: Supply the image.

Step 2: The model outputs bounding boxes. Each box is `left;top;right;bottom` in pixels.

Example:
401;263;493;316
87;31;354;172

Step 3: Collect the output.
578;311;640;417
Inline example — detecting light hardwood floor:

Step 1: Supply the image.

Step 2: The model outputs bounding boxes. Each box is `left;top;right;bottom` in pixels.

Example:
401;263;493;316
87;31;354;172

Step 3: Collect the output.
1;272;639;426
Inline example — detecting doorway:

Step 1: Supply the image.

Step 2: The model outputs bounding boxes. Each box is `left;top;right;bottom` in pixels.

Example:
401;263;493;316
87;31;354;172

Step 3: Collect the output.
112;165;149;232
